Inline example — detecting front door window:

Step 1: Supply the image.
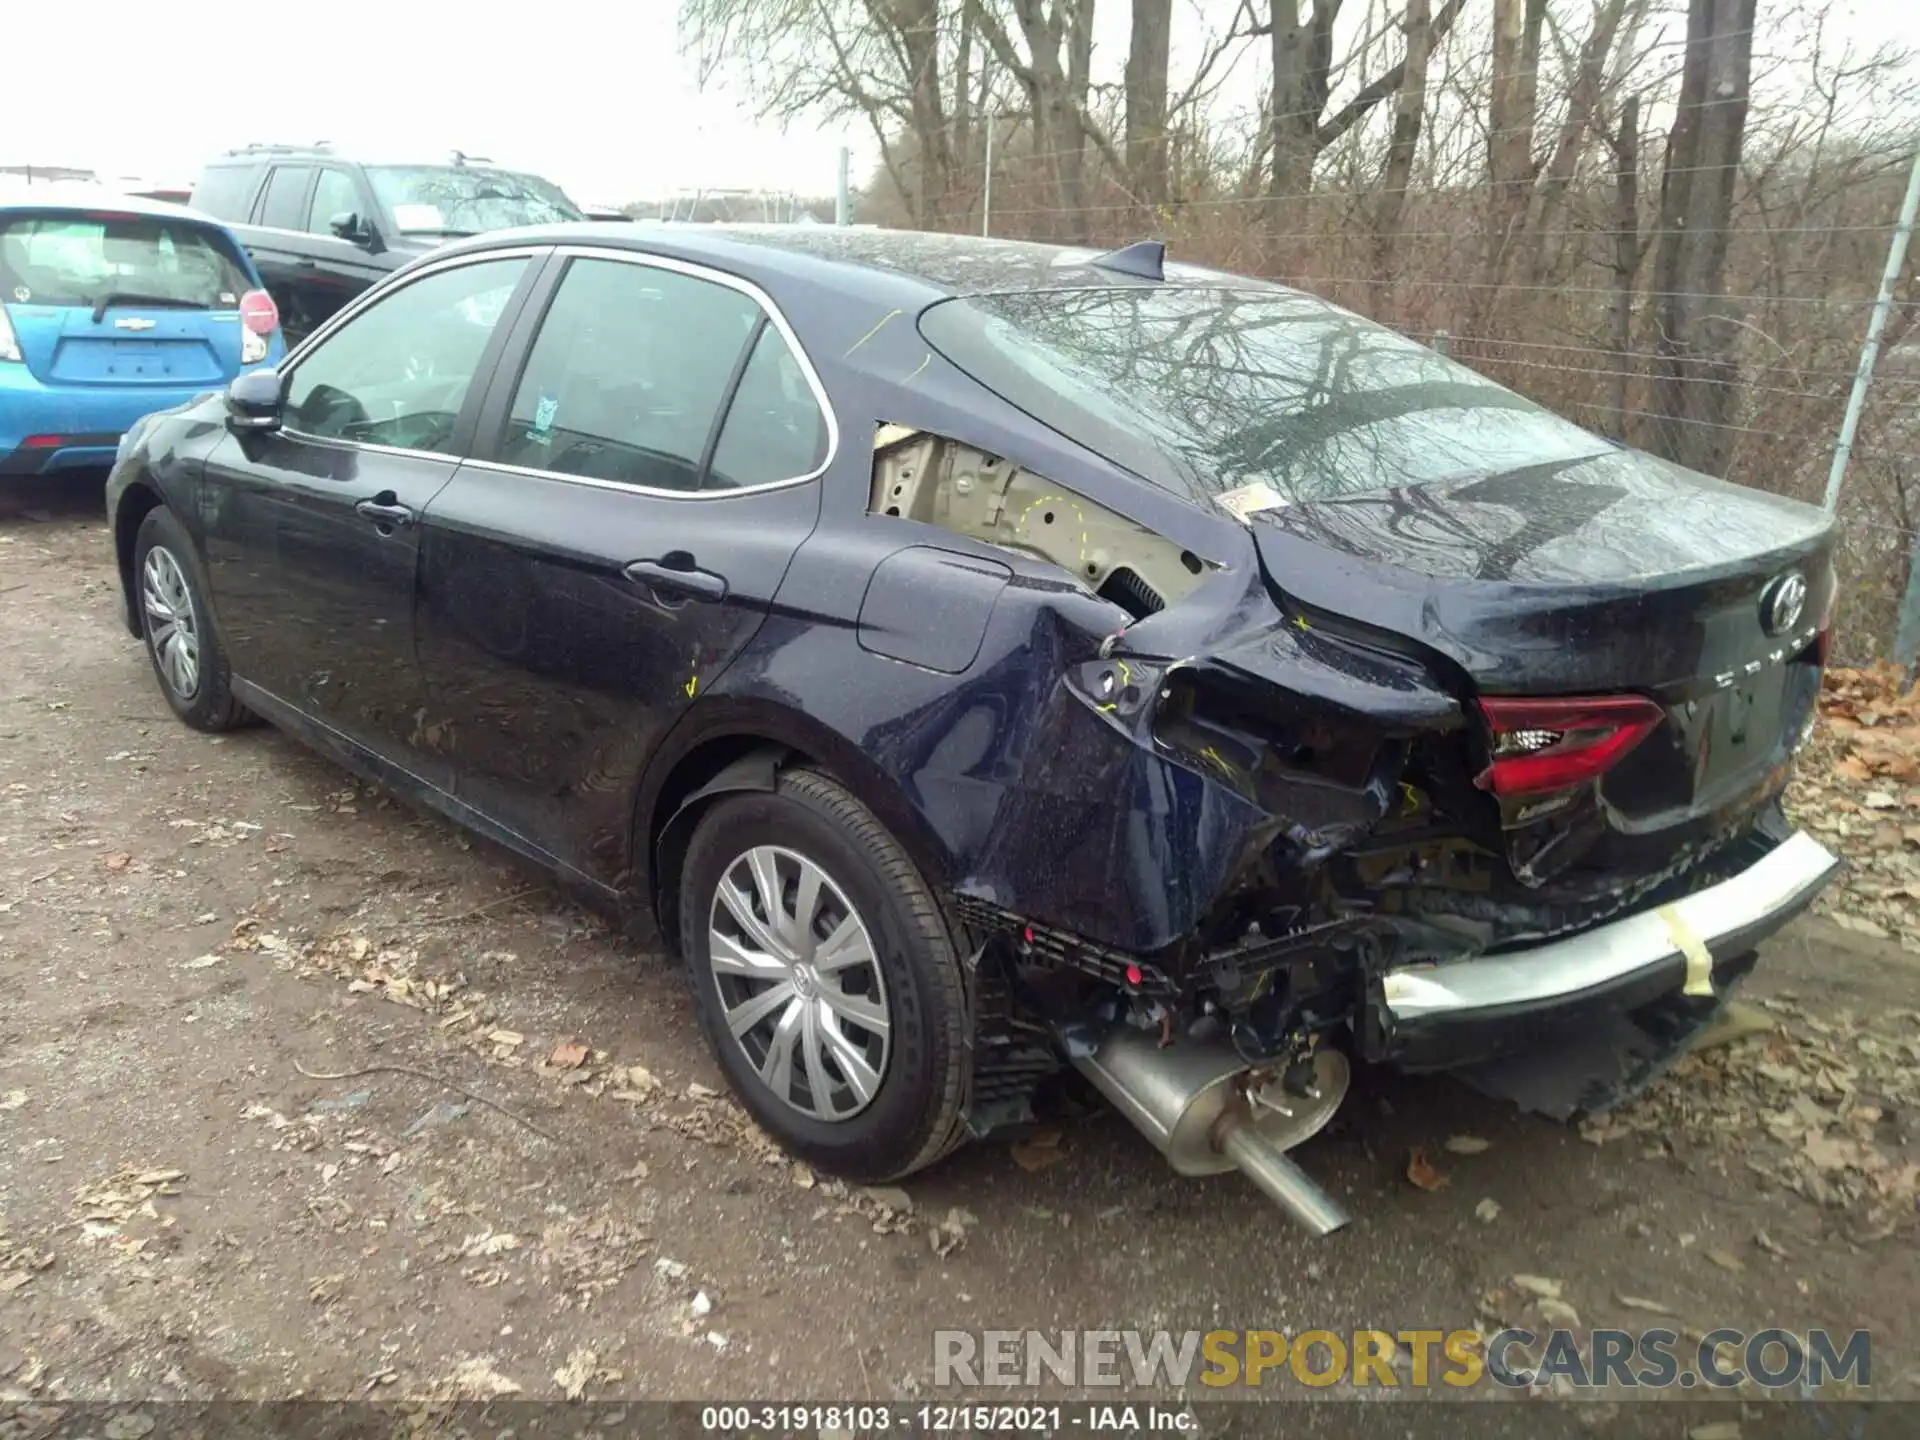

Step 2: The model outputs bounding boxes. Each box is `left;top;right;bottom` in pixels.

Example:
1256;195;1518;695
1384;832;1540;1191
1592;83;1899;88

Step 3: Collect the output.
282;257;528;453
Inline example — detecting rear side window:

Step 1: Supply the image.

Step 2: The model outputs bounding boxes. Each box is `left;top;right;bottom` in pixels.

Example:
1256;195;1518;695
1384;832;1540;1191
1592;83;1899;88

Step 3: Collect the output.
257;166;314;230
188;164;261;220
0;212;254;310
707;324;828;488
497;258;762;492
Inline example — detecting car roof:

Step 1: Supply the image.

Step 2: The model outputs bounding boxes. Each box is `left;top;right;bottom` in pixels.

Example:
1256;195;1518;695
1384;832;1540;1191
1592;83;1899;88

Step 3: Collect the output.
0;183;238;228
438;222;1279;305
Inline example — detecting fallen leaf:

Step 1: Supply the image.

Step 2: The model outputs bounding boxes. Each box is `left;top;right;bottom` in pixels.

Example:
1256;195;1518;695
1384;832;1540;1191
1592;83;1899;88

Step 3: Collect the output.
1537;1297;1580;1328
1474;1197;1501;1223
547;1039;589;1070
690;1290;713;1319
448;1357;522;1398
1706;1248;1746;1274
0;1090;26;1111
1687;1423;1743;1440
1616;1293;1676;1316
1754;1230;1791;1258
687;1082;720;1101
553;1346;597;1401
863;1185;913;1213
1406;1148;1449;1191
931;1205;978;1258
485;1029;525;1049
1512;1274;1564;1300
104;852;132;871
1011;1127;1066;1172
1444;1134;1491;1155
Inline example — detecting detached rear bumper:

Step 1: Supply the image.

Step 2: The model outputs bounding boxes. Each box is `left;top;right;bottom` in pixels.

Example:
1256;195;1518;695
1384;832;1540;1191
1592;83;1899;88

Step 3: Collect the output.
1374;830;1840;1085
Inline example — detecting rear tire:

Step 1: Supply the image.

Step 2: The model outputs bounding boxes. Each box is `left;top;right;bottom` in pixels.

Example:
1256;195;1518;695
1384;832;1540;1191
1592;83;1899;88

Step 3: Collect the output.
134;506;249;733
679;769;972;1182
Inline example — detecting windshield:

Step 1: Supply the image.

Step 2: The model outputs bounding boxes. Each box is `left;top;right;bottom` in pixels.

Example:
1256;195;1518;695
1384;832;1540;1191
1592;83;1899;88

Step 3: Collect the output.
0;211;253;310
366;166;583;235
918;286;1611;508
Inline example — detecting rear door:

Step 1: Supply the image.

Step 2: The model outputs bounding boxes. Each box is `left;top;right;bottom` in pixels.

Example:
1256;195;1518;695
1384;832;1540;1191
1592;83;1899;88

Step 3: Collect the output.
293;167;389;334
244;164;322;340
414;248;832;884
199;249;544;786
0;206;260;391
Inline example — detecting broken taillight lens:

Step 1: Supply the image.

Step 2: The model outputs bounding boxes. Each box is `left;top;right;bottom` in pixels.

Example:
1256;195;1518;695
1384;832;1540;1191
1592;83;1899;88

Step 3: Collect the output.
1475;695;1664;797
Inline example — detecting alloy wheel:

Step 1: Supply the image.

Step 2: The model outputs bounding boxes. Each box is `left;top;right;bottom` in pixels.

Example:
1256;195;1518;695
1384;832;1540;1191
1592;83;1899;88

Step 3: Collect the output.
142;546;202;701
706;844;891;1121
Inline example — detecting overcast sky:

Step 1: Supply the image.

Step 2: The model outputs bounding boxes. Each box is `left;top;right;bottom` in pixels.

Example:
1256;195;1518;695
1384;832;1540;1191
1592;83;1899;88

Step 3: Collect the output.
6;0;863;203
7;0;1914;205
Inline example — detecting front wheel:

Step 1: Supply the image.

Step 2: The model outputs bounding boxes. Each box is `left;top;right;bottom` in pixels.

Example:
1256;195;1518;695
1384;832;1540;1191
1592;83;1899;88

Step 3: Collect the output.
134;506;249;732
678;769;973;1182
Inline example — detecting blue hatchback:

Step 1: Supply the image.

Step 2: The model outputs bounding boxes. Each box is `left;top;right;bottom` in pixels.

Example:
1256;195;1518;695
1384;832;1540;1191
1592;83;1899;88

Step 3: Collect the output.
0;188;286;476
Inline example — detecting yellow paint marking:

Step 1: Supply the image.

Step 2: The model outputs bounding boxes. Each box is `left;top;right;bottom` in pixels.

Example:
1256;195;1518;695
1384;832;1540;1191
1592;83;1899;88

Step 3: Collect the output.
685;674;699;699
1659;905;1715;997
844;308;902;356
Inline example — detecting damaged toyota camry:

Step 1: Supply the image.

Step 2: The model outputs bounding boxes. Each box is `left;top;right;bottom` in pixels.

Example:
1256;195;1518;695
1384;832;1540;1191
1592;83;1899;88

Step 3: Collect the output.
105;225;1841;1234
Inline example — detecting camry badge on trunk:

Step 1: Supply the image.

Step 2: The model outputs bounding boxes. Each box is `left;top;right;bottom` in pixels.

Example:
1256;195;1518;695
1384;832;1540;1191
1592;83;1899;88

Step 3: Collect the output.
1761;572;1807;636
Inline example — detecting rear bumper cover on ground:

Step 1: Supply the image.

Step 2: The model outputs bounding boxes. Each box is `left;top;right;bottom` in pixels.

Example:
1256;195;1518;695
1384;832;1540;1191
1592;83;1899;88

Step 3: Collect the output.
1374;830;1841;1105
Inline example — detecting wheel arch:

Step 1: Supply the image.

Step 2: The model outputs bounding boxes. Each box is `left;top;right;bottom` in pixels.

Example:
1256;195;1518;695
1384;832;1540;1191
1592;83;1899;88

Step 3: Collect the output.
636;696;958;955
113;480;167;639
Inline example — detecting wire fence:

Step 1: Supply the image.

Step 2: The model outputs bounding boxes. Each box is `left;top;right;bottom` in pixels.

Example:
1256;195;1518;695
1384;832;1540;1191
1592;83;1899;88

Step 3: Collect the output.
848;148;1920;665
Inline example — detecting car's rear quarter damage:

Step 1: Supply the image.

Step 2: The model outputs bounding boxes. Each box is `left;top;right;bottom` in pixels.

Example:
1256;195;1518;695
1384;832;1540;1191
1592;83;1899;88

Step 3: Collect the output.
658;231;1842;1229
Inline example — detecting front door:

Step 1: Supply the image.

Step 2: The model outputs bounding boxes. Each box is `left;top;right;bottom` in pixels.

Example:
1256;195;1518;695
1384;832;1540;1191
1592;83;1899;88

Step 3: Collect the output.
199;251;540;783
415;251;833;883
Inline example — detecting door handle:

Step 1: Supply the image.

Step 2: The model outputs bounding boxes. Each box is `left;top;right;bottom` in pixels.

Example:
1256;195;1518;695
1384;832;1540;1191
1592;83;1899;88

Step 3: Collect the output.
624;556;728;603
355;496;415;529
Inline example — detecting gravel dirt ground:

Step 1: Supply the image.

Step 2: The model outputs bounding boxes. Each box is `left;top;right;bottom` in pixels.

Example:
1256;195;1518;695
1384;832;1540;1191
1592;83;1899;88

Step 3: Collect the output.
2;478;1917;1431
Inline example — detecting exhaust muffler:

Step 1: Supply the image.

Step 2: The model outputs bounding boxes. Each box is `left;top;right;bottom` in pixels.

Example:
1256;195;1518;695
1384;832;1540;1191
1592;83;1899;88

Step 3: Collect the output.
1070;1026;1351;1235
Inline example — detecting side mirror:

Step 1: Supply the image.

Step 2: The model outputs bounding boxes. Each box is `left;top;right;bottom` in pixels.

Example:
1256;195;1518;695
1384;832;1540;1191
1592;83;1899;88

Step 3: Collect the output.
329;211;378;248
226;368;284;434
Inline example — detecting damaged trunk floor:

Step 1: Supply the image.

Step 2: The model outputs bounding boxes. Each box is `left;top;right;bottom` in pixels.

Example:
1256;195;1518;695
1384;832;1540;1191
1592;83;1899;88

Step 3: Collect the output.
1;490;1916;1413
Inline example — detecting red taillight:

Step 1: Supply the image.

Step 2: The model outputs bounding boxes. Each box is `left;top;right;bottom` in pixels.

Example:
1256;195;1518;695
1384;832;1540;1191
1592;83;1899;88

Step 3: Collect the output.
24;434;64;448
1475;695;1664;797
239;290;278;336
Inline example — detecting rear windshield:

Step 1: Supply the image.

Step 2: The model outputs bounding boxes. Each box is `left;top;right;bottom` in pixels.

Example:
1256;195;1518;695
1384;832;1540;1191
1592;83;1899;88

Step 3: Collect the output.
0;211;253;310
918;286;1610;507
366;166;583;236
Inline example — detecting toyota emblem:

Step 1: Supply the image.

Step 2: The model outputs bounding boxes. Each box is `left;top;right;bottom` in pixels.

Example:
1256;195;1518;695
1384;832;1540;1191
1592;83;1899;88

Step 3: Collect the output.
1761;571;1807;637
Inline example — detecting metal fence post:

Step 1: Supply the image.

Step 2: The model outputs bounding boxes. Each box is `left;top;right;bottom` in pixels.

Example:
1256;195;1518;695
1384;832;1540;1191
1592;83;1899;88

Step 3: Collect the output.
836;147;851;227
982;121;994;238
1827;145;1920;515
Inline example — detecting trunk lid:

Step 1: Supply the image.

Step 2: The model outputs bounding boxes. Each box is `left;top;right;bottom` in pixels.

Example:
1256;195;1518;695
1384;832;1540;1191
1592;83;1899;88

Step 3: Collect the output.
3;303;239;386
1249;448;1833;883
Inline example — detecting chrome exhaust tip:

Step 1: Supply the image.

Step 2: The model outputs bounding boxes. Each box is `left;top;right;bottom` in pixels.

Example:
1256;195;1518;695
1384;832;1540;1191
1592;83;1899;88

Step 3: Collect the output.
1069;1025;1351;1235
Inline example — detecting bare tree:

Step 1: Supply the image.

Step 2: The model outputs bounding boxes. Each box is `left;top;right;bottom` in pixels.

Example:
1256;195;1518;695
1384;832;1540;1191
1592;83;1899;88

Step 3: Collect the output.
1484;0;1545;287
1648;0;1759;475
679;0;981;226
1257;0;1467;204
1126;0;1174;206
1371;0;1438;306
1603;91;1645;437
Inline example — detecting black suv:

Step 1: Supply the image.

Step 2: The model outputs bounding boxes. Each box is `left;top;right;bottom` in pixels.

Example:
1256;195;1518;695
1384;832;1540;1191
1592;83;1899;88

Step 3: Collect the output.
188;144;585;342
